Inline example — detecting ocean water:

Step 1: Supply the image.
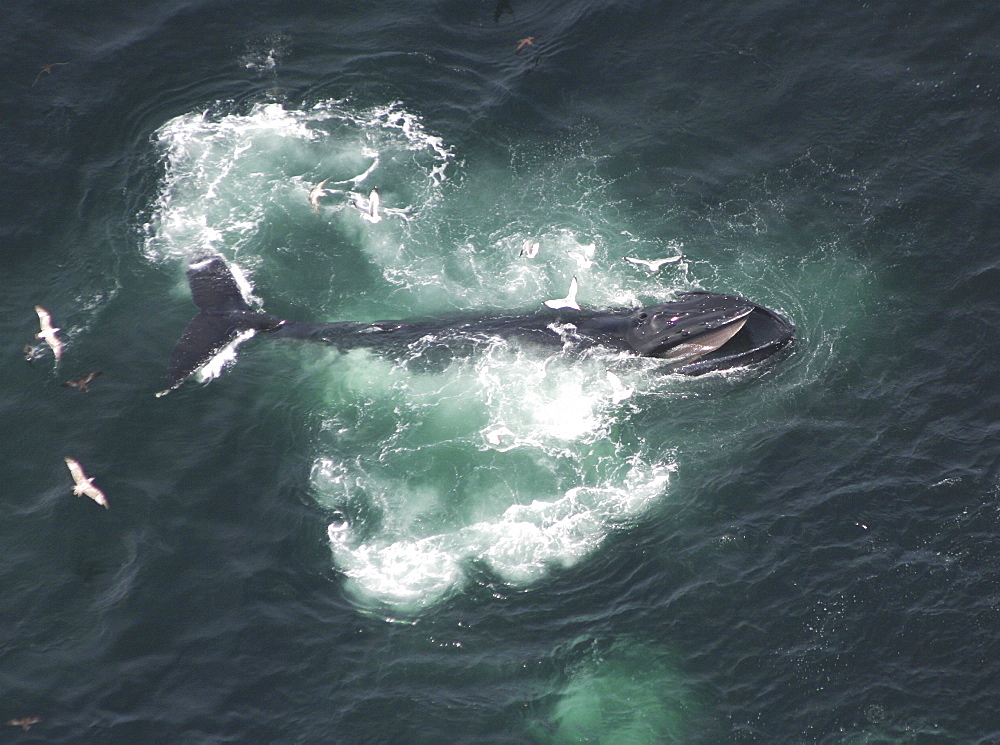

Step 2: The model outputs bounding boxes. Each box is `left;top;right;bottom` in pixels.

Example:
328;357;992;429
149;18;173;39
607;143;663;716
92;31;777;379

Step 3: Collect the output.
2;1;999;742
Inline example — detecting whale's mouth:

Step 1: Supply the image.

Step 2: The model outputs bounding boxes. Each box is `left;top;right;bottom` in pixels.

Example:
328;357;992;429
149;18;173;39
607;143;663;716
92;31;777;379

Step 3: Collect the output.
628;292;794;374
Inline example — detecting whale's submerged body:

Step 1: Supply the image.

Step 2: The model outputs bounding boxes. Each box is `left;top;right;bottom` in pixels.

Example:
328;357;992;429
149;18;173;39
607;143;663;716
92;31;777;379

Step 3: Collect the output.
159;256;795;396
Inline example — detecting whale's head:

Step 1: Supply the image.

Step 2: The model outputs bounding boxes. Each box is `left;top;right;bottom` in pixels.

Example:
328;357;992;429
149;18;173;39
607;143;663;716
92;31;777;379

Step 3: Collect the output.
627;292;794;373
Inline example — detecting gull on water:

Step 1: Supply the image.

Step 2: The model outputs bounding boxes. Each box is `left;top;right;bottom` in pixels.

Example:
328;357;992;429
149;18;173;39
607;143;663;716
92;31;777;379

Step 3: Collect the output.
543;276;580;310
606;370;635;403
484;425;516;446
62;371;103;393
519;239;540;258
622;255;683;271
64;457;108;509
34;306;63;361
351;187;382;223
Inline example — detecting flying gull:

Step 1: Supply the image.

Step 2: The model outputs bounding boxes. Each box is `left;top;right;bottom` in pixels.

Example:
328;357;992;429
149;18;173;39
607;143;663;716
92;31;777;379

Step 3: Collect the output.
622;255;683;271
62;371;103;393
605;370;635;404
351;187;382;223
32;62;67;87
566;243;596;269
519;239;540;258
64;457;109;509
6;717;42;732
308;178;331;215
543;276;580;310
515;37;536;54
34;306;63;361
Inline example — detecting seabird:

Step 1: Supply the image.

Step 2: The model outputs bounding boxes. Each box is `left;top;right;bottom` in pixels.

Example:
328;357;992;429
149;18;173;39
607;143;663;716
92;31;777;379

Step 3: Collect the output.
519;239;540;258
24;343;43;362
6;717;42;732
34;306;63;361
605;370;634;404
62;371;103;393
515;37;536;54
64;457;108;509
622;255;683;271
32;62;67;87
543;276;580;310
484;425;516;446
566;243;596;269
308;178;330;215
351;188;382;223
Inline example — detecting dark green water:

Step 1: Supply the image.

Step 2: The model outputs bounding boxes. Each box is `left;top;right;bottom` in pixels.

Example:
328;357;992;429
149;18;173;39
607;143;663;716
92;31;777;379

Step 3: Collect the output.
2;1;999;742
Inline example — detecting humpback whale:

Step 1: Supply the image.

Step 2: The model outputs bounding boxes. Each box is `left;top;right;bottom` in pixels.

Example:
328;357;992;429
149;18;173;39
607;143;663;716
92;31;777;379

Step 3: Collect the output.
158;256;794;396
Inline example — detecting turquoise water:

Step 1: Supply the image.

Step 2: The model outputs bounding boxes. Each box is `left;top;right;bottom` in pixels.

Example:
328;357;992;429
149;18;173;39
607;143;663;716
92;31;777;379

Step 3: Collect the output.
3;1;999;742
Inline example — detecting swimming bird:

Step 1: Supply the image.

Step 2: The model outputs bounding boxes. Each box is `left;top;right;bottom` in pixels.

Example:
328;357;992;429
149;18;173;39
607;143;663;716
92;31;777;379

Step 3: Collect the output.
566;243;596;269
622;255;683;271
605;370;634;403
515;37;536;54
64;457;108;509
484;425;516;446
6;717;42;732
34;306;63;361
62;371;103;392
308;178;330;215
32;62;67;87
519;239;540;258
351;188;382;223
24;343;43;362
543;276;580;310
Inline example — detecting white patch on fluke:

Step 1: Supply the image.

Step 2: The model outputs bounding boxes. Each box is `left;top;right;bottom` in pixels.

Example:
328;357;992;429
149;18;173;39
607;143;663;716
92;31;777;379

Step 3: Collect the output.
195;329;256;383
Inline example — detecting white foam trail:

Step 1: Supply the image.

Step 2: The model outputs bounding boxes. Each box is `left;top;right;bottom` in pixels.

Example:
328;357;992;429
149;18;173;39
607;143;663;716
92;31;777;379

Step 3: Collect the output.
311;348;675;612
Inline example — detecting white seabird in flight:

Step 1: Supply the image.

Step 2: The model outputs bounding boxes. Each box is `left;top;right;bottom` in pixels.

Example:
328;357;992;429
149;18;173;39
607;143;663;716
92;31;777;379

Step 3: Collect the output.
543;276;580;310
519;239;540;258
351;187;383;223
605;370;635;404
34;306;63;361
64;457;109;509
566;242;596;269
622;255;683;272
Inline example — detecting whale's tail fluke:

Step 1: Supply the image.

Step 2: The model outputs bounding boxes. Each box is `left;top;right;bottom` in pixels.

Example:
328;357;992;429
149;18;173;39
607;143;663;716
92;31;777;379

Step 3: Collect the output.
157;257;284;397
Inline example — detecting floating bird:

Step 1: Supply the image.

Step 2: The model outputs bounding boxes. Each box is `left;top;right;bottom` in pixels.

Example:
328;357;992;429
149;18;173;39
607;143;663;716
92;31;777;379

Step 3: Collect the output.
32;62;67;87
622;255;683;272
543;276;580;310
484;425;516;446
519;239;540;258
605;370;634;404
34;306;63;361
24;343;43;362
308;178;330;215
566;243;596;270
515;37;536;54
64;457;108;509
6;717;42;732
62;371;103;393
350;187;382;223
